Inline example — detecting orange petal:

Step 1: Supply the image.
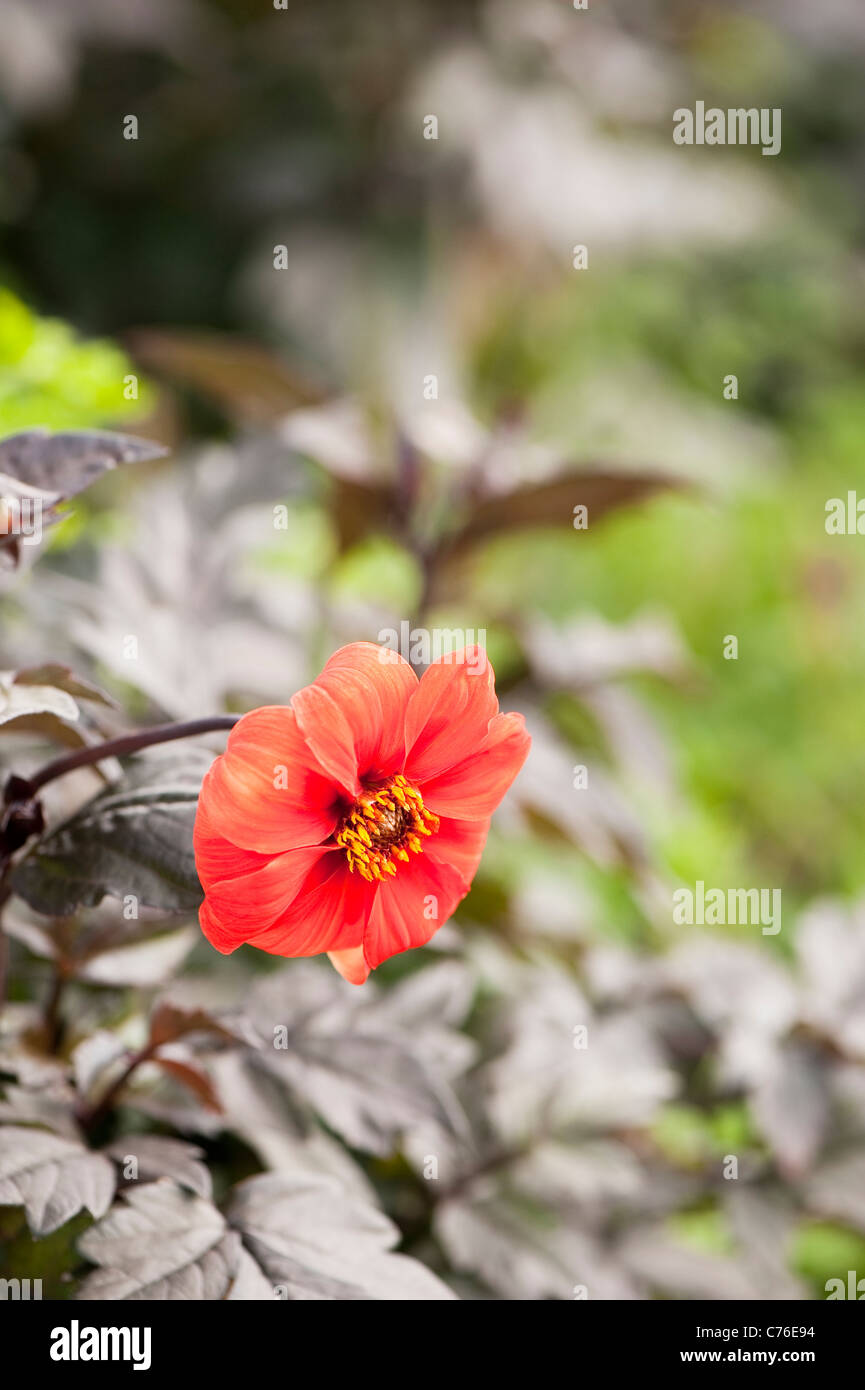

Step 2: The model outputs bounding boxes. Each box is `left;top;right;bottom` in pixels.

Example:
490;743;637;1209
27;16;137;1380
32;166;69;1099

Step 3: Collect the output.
193;798;273;892
361;856;467;972
291;684;362;799
327;946;370;985
425;814;492;890
310;641;417;779
403;646;499;782
419;712;530;820
200;854;374;958
203;706;339;852
199;897;244;955
204;844;334;933
244;855;375;958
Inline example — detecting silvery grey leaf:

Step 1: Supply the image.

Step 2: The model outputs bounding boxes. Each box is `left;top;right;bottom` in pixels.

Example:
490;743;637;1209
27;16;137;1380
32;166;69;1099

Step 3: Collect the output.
436;1193;638;1301
76;1180;229;1299
360;959;476;1032
524;613;692;690
482;971;675;1142
795;900;865;1057
260;1030;463;1157
209;1050;375;1202
77;1174;454;1301
617;1222;759;1301
751;1040;829;1179
228;1172;456;1301
723;1186;808;1300
509;1140;644;1213
248;962;468;1155
0;1124;115;1234
0;1082;80;1139
103;1135;212;1199
0;672;79;726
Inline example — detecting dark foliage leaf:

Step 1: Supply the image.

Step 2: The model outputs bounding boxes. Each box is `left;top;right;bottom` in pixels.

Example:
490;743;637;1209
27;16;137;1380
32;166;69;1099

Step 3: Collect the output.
247;965;468;1156
0;429;166;498
447;468;684;556
11;749;211;917
149;1001;239;1049
331;476;396;552
127;328;325;425
152;1057;223;1114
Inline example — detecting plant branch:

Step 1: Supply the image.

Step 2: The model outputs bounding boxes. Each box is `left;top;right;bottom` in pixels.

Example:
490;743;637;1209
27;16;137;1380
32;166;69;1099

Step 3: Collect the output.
15;715;241;799
77;1042;159;1133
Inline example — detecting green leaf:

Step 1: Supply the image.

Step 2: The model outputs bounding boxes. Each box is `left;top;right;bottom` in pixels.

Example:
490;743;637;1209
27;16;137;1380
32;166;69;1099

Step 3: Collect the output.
0;290;154;433
11;749;212;917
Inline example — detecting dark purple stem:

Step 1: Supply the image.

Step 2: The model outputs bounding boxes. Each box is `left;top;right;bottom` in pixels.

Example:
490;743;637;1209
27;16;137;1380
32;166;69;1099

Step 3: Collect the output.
18;715;241;798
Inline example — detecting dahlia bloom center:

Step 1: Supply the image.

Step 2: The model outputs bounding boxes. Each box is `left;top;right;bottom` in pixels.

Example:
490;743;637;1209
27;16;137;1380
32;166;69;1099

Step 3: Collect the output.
335;772;439;882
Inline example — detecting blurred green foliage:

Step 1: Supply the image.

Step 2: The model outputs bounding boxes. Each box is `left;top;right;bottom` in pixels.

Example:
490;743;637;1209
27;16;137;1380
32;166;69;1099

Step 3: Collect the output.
471;250;865;911
0;289;149;434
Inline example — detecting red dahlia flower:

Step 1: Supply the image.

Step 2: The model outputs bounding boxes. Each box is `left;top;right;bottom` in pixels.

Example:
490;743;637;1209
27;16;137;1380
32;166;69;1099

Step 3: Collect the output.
193;642;530;983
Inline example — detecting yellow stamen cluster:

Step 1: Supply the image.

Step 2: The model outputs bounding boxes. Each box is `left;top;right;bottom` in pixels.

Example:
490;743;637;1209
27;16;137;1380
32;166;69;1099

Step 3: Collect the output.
336;773;439;883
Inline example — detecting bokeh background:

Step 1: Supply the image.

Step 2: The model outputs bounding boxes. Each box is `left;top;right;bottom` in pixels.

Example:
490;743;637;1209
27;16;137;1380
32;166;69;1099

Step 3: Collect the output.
2;0;865;1300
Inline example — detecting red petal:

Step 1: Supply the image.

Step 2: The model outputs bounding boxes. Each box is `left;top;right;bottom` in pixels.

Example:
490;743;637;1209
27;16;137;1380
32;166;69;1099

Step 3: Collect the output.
193;799;272;892
361;855;468;972
426;814;491;889
291;685;362;799
243;855;375;957
202;706;339;852
309;641;417;779
204;844;334;933
327;946;370;985
404;646;499;782
419;712;530;819
199;898;243;955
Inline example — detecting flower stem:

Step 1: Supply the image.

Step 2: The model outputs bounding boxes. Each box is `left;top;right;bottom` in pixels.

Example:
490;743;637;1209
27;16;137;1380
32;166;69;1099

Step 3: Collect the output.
19;715;241;798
